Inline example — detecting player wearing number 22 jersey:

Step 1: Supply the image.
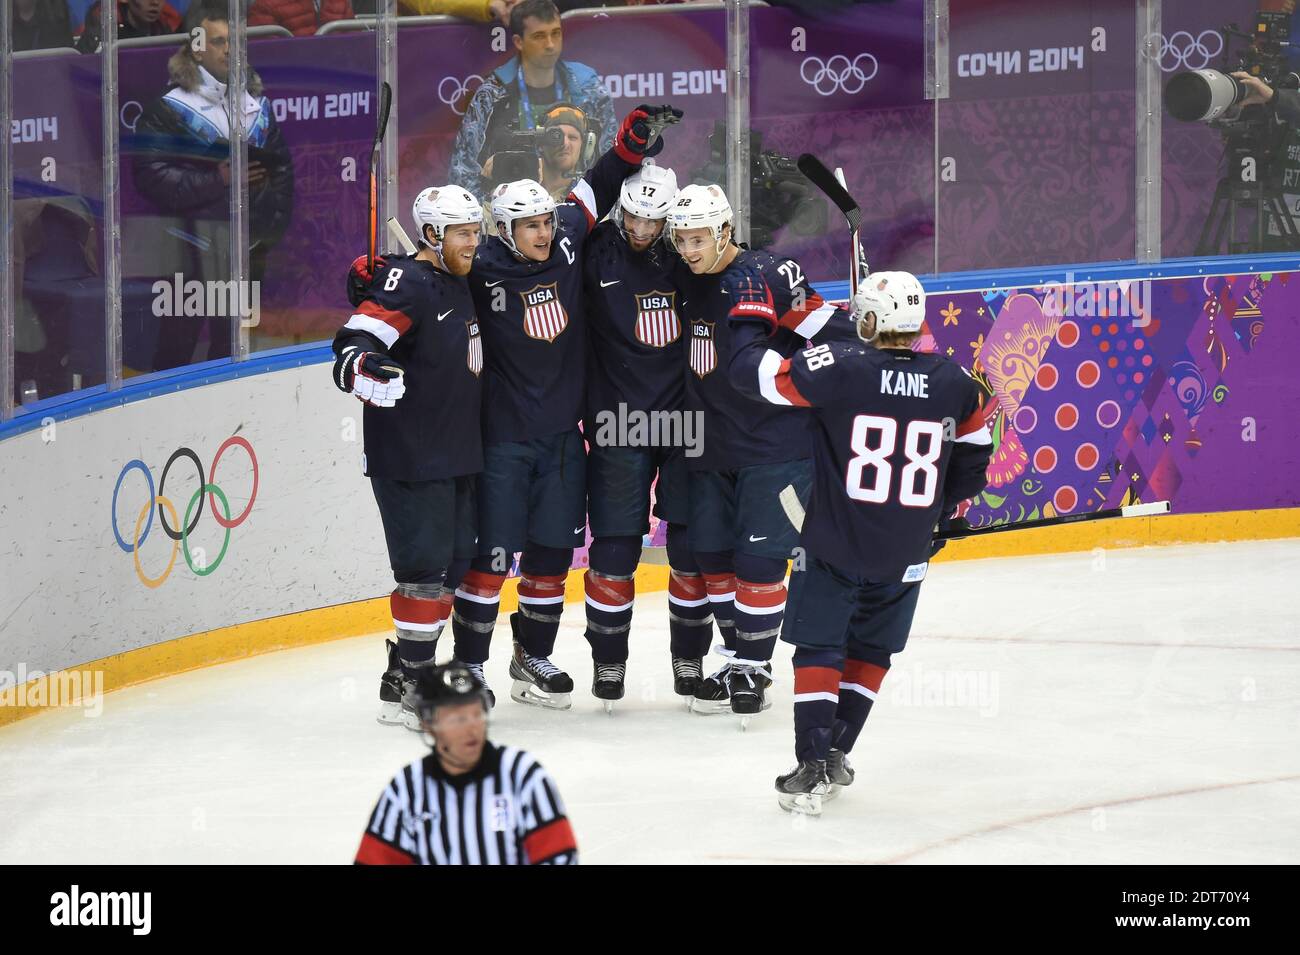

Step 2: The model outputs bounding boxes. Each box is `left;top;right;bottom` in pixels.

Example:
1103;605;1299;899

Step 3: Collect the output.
667;182;860;721
729;270;993;816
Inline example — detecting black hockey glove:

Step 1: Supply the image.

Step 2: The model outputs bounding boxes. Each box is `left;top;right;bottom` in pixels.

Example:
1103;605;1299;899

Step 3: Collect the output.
929;512;970;558
333;345;406;408
613;104;683;163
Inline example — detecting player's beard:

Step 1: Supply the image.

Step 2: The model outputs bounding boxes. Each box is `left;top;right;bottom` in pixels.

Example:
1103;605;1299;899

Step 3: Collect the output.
443;247;475;277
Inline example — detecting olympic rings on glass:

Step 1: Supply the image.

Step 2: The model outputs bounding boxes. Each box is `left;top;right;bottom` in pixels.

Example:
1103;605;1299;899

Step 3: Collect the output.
1150;30;1225;73
438;74;485;115
111;439;258;587
800;53;879;96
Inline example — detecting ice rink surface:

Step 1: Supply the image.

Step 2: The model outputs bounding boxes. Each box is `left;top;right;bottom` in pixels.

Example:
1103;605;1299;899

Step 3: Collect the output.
3;539;1299;865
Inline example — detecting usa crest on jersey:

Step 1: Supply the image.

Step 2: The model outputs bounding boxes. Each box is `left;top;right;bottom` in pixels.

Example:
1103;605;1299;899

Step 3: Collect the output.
635;290;681;348
690;320;717;377
466;318;483;376
520;282;569;342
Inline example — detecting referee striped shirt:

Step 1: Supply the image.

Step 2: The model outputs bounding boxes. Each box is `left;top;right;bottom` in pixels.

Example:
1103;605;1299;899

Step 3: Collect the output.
356;742;578;865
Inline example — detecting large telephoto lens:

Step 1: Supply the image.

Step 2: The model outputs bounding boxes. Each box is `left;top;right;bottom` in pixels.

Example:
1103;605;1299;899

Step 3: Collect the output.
1165;69;1247;122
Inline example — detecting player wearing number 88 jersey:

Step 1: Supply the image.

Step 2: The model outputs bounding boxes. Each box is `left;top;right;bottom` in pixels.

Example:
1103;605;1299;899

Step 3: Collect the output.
728;270;993;815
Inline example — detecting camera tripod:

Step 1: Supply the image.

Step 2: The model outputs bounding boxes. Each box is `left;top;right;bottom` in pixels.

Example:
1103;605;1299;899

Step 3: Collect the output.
1195;141;1300;256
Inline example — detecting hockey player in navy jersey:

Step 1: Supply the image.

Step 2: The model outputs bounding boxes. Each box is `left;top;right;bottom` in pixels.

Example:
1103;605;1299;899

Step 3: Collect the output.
580;161;717;707
332;185;486;728
728;271;994;815
447;104;684;710
666;183;858;721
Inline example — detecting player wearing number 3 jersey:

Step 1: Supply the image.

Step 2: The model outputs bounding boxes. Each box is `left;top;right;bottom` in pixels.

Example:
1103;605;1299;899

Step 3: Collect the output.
728;271;993;816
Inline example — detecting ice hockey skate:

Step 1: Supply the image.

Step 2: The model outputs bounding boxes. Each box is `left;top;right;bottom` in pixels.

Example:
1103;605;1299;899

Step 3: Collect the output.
377;639;404;726
509;641;574;710
728;659;773;730
690;646;735;714
377;640;424;731
825;748;854;800
775;760;830;816
592;662;626;714
671;656;703;697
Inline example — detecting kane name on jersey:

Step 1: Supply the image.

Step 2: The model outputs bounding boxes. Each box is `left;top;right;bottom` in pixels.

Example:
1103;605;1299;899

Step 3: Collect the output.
690;320;717;377
521;282;569;342
634;290;680;347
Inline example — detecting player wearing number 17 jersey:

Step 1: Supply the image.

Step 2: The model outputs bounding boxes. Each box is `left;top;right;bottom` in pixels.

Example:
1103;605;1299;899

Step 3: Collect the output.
728;271;993;815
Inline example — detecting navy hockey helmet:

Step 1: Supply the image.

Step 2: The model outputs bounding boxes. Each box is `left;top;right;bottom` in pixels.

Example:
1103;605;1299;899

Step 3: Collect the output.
412;664;491;722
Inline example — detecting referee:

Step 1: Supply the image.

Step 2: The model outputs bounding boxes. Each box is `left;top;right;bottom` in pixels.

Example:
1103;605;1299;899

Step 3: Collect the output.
355;664;579;865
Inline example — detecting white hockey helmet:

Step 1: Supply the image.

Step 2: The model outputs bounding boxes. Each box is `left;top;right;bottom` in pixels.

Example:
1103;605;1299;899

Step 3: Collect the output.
490;178;558;257
852;271;927;341
412;185;483;248
619;160;679;224
667;183;733;254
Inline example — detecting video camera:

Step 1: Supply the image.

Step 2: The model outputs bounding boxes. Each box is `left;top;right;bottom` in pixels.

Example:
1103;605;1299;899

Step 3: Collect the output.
695;122;827;250
1164;7;1300;129
485;104;600;191
486;128;568;189
1162;3;1300;254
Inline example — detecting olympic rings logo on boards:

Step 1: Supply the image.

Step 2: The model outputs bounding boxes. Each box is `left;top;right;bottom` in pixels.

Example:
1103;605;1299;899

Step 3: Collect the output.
439;75;485;114
111;436;259;588
800;54;878;96
1146;30;1224;72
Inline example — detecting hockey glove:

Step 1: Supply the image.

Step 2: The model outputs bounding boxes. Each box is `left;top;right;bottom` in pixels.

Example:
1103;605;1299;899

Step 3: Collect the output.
929;512;970;558
614;104;683;163
347;254;388;308
334;345;406;407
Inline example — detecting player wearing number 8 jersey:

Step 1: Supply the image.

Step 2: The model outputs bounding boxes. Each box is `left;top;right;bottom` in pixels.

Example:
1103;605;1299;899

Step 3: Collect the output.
728;271;993;815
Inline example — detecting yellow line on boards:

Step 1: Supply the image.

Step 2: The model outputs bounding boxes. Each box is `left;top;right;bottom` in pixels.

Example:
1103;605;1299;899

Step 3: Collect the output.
4;509;1297;728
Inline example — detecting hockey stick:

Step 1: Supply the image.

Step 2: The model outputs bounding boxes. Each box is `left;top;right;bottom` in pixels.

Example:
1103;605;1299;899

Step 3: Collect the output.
368;81;394;275
933;501;1171;542
779;484;806;532
387;216;417;255
833;166;864;295
798;153;866;296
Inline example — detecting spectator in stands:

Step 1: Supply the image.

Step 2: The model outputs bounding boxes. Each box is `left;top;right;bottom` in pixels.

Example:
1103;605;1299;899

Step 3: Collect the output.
247;0;354;36
449;0;614;198
399;1;521;26
128;1;294;369
76;0;183;53
12;0;75;51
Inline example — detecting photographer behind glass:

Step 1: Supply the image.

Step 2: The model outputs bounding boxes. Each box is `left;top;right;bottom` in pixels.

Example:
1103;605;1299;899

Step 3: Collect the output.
1164;11;1300;255
481;103;597;199
449;0;615;200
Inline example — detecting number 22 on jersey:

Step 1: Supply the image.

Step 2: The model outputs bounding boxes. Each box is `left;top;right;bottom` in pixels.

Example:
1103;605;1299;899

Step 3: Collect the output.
845;415;943;508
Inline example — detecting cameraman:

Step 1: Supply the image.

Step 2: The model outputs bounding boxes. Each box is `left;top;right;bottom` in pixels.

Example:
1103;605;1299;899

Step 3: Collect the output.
1233;71;1300;250
449;0;614;199
538;104;592;199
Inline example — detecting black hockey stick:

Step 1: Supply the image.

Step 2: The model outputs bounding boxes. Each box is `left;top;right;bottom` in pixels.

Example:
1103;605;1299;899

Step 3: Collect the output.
933;501;1171;542
797;153;866;295
368;81;394;275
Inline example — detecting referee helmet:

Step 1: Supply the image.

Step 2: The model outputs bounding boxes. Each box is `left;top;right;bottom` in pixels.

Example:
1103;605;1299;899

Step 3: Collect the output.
412;664;492;723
